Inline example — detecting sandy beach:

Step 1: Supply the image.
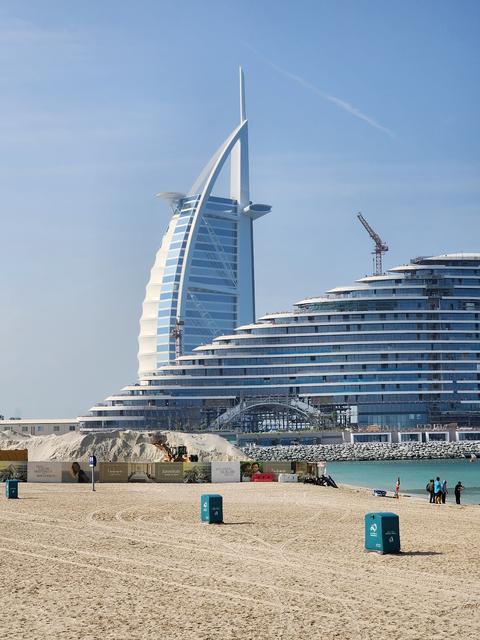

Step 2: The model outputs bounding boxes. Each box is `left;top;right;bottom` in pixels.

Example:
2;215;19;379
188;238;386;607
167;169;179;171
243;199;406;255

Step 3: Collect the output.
1;482;479;640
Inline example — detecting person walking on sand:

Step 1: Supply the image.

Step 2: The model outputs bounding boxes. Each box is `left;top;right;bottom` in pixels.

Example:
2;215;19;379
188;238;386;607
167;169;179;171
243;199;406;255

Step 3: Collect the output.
441;480;448;504
425;478;435;504
434;477;442;504
426;478;435;503
454;481;464;505
395;477;400;499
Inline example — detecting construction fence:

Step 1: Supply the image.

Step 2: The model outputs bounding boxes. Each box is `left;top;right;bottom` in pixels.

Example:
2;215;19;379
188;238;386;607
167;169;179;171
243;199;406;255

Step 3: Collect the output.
0;458;323;484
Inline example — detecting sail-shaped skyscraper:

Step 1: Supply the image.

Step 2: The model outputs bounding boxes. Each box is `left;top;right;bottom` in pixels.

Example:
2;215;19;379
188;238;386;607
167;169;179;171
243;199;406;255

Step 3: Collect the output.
138;69;271;377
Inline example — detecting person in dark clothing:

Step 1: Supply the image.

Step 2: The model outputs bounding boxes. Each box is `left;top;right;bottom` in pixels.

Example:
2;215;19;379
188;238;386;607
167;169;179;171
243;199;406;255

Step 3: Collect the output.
426;479;435;503
441;480;448;504
454;481;464;505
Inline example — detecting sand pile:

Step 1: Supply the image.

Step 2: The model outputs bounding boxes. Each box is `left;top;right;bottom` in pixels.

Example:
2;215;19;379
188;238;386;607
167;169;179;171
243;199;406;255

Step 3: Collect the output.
0;429;245;462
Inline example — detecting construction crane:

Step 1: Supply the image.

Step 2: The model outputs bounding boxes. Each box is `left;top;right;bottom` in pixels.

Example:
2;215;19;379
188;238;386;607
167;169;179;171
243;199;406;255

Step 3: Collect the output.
357;213;389;276
170;317;184;361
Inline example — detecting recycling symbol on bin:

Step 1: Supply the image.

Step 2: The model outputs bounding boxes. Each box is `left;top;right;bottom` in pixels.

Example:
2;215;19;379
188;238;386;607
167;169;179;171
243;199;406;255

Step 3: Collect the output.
389;536;394;543
370;523;377;533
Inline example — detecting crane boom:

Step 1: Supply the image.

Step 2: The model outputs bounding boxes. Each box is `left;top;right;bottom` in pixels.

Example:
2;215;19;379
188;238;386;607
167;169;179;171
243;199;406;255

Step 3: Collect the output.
357;213;389;276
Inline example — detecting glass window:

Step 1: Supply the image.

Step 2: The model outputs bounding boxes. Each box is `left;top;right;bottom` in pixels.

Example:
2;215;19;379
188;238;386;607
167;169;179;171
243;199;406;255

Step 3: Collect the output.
458;432;480;441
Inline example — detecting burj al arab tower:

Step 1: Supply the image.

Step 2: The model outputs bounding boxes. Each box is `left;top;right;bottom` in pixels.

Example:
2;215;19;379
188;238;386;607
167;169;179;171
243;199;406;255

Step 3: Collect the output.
137;68;271;377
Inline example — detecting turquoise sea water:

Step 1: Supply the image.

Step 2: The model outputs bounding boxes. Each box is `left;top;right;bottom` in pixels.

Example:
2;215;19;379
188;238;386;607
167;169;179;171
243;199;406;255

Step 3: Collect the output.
328;459;480;505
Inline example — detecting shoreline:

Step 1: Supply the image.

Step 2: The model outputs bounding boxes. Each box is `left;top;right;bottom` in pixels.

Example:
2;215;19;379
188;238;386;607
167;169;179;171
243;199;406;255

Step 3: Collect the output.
338;482;478;506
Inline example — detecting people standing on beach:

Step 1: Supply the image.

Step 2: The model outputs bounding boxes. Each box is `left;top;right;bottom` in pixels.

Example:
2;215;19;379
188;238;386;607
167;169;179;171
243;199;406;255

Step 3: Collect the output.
426;479;435;503
395;477;400;499
434;477;442;504
454;481;464;505
441;480;448;504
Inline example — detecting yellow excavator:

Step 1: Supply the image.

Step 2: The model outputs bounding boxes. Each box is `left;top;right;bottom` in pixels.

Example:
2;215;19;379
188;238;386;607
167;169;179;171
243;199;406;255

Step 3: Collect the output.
149;433;198;462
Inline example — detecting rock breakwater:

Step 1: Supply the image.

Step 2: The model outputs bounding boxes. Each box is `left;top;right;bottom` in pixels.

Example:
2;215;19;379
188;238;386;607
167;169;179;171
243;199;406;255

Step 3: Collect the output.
241;441;480;462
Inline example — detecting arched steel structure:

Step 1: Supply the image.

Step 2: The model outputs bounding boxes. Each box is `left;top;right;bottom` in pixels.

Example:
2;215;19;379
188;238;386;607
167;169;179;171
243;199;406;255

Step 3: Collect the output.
209;397;334;431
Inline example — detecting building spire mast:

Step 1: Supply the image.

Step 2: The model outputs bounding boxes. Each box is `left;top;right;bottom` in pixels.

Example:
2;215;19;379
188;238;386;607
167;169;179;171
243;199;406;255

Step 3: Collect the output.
240;66;246;123
230;66;249;205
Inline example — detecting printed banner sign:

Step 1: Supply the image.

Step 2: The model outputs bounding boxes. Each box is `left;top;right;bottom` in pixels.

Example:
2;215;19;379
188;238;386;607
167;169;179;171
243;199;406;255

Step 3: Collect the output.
61;462;98;483
240;461;263;481
127;463;157;483
0;461;27;482
28;461;62;483
211;461;240;483
293;462;319;480
262;461;293;477
155;462;184;483
99;463;129;483
183;462;211;483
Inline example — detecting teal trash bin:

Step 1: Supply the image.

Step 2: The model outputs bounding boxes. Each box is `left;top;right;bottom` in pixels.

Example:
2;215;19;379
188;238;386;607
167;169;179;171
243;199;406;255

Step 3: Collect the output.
201;494;223;524
365;512;400;554
5;479;19;499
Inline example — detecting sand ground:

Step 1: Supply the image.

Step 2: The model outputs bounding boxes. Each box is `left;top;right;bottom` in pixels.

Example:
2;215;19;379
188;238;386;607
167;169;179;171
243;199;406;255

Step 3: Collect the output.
0;483;479;640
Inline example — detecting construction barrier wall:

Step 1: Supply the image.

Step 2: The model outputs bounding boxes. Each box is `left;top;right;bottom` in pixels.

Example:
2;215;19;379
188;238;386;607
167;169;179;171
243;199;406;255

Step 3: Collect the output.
0;449;28;461
0;459;323;484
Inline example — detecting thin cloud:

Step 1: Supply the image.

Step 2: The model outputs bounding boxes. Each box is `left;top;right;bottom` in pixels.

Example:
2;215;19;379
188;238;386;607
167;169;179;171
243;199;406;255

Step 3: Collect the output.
243;42;396;139
0;18;76;44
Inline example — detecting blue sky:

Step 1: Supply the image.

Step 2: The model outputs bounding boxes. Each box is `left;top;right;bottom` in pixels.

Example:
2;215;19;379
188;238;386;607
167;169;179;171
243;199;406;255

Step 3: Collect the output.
0;1;479;417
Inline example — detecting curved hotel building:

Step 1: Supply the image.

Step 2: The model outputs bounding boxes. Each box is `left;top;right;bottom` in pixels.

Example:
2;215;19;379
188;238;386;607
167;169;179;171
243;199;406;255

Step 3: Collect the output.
83;252;480;431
